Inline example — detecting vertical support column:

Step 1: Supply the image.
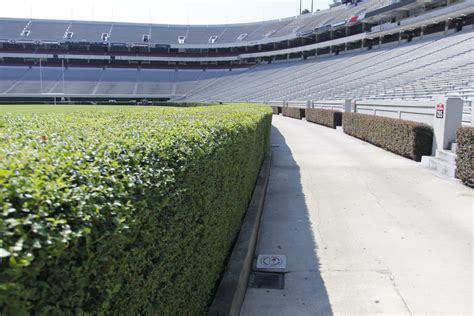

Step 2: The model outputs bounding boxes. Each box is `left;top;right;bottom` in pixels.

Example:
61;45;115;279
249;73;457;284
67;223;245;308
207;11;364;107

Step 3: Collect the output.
432;98;463;154
343;99;353;113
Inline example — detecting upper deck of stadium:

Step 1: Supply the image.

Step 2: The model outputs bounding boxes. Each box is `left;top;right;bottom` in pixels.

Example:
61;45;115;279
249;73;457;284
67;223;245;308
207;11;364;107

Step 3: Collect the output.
0;0;392;47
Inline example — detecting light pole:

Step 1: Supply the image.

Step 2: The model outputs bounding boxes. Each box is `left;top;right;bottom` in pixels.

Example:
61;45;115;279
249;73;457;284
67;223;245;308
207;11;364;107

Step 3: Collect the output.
39;58;43;94
62;58;66;94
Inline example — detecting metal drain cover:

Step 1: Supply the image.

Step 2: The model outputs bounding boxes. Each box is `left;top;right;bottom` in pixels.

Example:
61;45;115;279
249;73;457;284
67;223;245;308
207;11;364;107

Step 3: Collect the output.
256;254;287;272
248;272;285;289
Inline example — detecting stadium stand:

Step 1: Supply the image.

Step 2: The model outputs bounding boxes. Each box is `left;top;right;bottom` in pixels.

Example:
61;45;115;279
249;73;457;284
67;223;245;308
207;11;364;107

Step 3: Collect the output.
0;0;391;45
188;30;473;102
0;0;473;116
3;31;471;116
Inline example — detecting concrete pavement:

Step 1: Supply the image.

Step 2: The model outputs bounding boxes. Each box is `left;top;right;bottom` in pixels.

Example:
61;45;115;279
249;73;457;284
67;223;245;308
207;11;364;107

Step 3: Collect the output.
240;115;473;315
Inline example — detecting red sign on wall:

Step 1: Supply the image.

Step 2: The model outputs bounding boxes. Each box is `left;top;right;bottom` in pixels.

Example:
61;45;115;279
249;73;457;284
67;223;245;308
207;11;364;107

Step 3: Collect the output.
436;103;444;119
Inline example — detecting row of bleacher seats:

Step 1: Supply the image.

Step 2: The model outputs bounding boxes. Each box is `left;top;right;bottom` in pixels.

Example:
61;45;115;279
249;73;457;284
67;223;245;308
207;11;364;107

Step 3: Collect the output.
0;29;472;121
187;29;474;104
0;0;390;45
0;66;230;96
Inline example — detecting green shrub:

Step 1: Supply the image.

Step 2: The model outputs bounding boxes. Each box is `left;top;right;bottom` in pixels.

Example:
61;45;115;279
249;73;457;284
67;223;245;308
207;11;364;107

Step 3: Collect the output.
271;106;282;115
342;112;433;161
306;108;342;129
455;127;473;187
282;107;305;119
0;104;272;315
151;101;218;107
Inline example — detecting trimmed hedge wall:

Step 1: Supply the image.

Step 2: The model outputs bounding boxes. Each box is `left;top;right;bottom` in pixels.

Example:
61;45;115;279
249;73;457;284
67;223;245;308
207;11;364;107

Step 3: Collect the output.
282;107;305;119
271;106;282;115
342;112;433;161
152;101;217;107
306;108;342;129
455;127;473;187
0;104;272;314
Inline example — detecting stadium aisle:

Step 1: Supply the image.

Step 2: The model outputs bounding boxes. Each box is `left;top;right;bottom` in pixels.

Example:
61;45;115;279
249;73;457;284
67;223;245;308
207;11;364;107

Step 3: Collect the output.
240;115;472;315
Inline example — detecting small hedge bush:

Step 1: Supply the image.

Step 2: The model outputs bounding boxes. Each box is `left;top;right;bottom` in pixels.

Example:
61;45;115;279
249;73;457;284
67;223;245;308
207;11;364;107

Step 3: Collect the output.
455;127;473;187
271;106;282;115
282;107;305;119
342;112;433;161
0;104;272;314
306;108;342;129
152;101;217;107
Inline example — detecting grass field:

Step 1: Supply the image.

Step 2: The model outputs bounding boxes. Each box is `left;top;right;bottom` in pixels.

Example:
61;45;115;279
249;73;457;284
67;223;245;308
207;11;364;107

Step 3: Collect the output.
0;104;155;114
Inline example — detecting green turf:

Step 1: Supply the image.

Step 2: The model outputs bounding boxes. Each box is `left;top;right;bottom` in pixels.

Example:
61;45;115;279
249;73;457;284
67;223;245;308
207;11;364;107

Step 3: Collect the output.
0;104;156;114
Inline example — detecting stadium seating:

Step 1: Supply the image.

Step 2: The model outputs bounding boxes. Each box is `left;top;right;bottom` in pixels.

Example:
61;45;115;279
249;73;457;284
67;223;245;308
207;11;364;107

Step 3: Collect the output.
0;0;472;128
188;30;474;103
0;0;391;45
0;66;231;97
0;30;472;103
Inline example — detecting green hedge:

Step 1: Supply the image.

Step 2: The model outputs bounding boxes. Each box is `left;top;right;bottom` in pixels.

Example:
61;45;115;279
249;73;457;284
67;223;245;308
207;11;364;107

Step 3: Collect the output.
271;106;282;115
152;101;218;107
455;127;473;187
342;113;433;161
306;108;342;129
282;107;305;119
0;104;272;314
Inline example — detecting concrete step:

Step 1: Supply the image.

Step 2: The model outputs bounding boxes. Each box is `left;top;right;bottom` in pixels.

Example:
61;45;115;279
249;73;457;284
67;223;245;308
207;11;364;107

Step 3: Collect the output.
435;149;457;164
421;156;456;178
450;142;458;152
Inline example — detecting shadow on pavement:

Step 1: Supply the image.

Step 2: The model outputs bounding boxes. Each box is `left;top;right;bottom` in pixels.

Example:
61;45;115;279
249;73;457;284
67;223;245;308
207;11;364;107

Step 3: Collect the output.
241;125;333;315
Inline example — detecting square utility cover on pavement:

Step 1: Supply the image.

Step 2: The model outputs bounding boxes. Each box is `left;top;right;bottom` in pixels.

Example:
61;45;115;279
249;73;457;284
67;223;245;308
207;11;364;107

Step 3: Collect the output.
248;272;285;290
256;254;287;272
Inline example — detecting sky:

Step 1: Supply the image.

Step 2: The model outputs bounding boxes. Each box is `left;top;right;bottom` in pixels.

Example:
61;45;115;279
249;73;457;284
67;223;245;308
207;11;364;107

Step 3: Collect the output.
2;0;334;25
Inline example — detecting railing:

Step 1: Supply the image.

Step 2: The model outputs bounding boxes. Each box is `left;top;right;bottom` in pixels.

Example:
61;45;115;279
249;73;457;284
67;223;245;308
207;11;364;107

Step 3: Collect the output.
354;99;434;125
312;99;344;110
287;100;308;108
264;98;472;126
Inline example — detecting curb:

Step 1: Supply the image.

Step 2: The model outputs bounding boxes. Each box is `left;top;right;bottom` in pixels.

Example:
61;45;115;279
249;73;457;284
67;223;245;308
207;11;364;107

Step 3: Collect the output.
208;149;272;316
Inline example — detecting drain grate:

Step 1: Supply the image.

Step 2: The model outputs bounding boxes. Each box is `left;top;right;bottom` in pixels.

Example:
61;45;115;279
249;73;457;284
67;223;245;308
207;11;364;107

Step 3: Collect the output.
248;271;285;289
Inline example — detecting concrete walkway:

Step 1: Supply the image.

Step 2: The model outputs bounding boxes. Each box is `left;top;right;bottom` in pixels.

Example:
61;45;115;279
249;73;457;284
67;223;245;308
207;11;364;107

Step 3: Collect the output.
241;115;473;315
